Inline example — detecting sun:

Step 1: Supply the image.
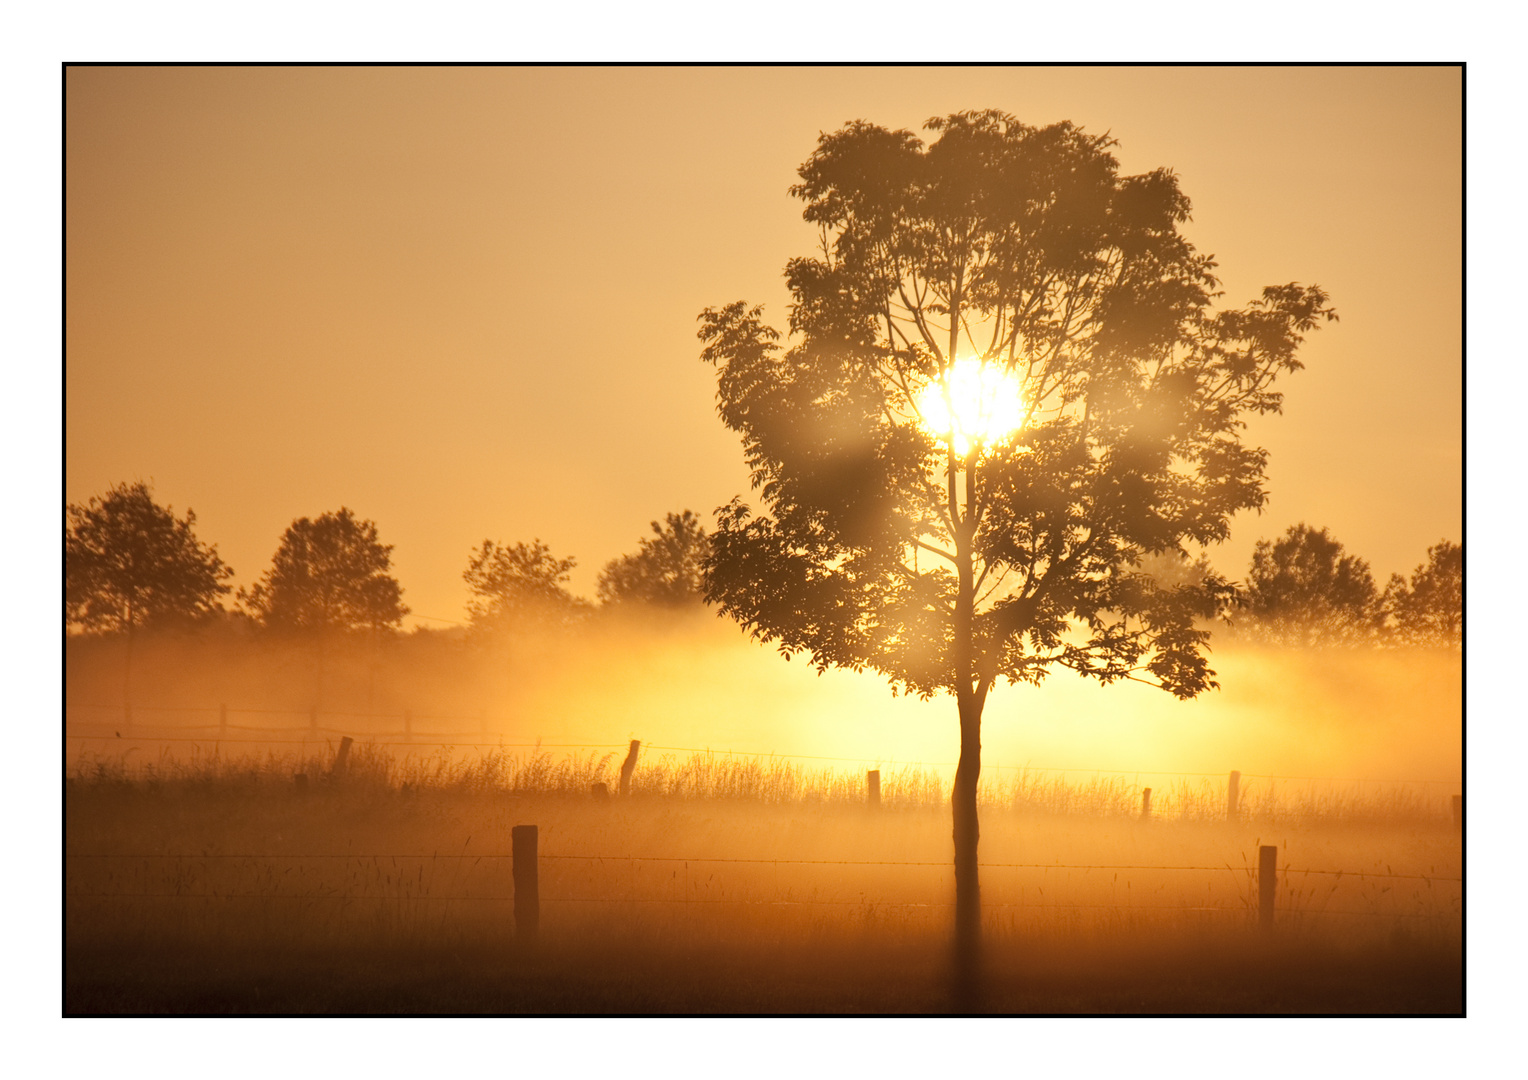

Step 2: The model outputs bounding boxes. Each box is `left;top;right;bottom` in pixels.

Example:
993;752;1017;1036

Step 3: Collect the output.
915;359;1026;457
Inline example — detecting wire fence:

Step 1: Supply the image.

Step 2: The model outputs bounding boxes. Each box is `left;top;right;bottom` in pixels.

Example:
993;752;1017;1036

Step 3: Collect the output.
63;702;1461;788
62;849;1463;921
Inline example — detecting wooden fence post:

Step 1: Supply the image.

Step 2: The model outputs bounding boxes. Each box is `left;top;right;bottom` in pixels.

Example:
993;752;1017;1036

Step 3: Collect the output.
1452;794;1462;829
513;824;539;942
1227;771;1241;822
219;703;228;739
1140;787;1152;821
404;710;412;744
331;736;352;779
867;770;881;809
619;740;641;797
1259;844;1277;931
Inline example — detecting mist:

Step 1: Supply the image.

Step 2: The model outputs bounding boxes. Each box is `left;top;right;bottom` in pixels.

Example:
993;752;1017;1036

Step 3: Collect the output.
66;613;1460;794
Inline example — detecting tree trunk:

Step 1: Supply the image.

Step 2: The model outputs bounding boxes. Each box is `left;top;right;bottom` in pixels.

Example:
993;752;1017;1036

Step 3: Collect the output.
952;691;983;1010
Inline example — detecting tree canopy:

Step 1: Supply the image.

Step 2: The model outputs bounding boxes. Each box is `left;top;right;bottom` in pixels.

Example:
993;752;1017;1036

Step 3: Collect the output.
596;510;710;607
701;111;1335;703
243;508;408;633
463;538;590;633
66;481;233;634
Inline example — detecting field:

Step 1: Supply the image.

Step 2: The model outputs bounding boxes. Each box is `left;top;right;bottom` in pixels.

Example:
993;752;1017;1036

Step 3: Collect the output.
65;744;1463;1015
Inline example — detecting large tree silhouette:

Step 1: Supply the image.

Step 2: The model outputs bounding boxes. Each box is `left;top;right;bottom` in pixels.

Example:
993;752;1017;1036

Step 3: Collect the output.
596;510;710;607
698;110;1334;1005
243;508;408;633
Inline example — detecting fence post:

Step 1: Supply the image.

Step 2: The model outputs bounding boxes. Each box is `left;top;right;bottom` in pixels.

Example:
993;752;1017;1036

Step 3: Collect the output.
619;740;641;797
1140;787;1152;821
1258;844;1277;931
219;703;227;739
867;770;881;809
590;782;609;801
1452;794;1462;829
513;824;539;942
331;736;352;779
1227;771;1241;822
404;710;412;744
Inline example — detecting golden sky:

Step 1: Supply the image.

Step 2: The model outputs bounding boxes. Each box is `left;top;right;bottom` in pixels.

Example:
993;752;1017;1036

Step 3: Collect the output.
65;66;1461;629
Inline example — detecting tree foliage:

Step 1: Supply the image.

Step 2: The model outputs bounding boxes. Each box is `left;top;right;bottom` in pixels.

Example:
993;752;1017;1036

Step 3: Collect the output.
1380;539;1462;648
1237;524;1381;647
596;510;710;607
463;538;590;633
700;111;1336;704
243;508;408;633
66;481;233;633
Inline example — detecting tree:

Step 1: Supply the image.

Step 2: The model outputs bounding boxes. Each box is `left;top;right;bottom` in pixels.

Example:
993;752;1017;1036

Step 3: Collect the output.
1380;540;1462;648
462;538;590;633
66;481;233;634
697;110;1334;1003
243;508;408;633
596;510;710;607
1238;524;1379;646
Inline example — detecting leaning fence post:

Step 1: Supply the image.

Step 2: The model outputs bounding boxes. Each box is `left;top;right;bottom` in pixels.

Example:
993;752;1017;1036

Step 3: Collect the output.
1452;794;1462;829
1141;787;1152;821
1259;844;1277;931
619;740;641;797
1227;771;1241;822
513;824;539;942
867;770;881;809
331;736;352;779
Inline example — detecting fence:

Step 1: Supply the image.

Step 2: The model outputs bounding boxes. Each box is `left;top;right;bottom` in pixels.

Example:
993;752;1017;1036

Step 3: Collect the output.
65;701;1462;826
64;835;1464;938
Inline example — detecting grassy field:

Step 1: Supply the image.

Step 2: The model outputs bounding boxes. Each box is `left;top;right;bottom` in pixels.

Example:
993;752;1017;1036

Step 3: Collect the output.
64;745;1463;1015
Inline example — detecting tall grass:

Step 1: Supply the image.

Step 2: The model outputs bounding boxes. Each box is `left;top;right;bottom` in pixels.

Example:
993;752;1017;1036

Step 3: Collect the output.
67;742;1456;826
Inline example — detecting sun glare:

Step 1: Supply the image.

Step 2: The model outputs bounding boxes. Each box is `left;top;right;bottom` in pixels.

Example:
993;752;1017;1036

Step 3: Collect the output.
916;359;1026;457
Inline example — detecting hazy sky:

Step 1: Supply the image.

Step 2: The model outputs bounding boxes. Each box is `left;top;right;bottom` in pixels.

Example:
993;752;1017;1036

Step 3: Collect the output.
65;65;1461;629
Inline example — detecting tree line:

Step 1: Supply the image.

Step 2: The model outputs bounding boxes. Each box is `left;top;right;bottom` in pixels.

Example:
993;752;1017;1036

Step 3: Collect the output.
66;480;1458;650
65;481;710;639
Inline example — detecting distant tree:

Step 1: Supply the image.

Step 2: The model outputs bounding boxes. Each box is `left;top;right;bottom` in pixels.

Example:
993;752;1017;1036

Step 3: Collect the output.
463;538;590;633
1380;540;1462;648
1238;524;1379;646
243;508;408;633
596;510;710;607
66;481;233;634
699;109;1334;1002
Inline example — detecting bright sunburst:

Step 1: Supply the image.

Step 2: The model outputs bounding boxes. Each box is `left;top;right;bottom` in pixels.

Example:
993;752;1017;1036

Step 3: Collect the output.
916;358;1026;457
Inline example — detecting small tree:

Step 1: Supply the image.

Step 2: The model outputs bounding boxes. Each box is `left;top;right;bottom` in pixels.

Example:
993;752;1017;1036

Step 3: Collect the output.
66;480;233;634
596;510;710;607
463;539;590;633
698;110;1334;1003
243;508;408;633
1238;523;1379;646
66;481;234;712
1380;540;1462;648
